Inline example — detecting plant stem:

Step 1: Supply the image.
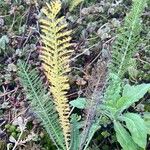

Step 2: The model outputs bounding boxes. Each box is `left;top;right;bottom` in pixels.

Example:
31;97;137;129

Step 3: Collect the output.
12;130;24;150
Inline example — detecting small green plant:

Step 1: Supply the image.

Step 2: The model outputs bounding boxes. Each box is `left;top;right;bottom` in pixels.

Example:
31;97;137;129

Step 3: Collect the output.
101;83;150;150
98;0;150;149
0;35;9;54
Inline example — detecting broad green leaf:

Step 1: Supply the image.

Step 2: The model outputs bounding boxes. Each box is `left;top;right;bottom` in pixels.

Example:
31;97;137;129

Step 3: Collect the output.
144;120;150;134
122;113;147;148
143;113;150;134
123;83;150;103
106;96;129;117
99;104;117;116
0;35;9;50
69;98;87;109
114;121;138;150
115;96;129;110
115;83;150;112
143;113;150;120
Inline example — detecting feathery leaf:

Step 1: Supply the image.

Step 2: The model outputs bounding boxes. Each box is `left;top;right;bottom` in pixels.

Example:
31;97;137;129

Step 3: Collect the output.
40;1;72;149
109;0;147;78
18;60;66;150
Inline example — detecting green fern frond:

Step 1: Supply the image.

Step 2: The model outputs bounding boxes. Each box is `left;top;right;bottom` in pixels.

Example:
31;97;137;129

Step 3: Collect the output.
40;1;72;149
17;61;66;150
109;0;147;78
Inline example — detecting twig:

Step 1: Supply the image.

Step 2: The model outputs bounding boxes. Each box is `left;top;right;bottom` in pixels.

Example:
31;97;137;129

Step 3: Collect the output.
9;13;16;32
12;119;27;150
12;131;23;150
0;88;18;98
71;49;90;61
12;128;24;150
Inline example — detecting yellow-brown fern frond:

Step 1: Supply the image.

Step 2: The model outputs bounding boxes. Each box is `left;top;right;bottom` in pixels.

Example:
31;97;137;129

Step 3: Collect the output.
40;0;72;149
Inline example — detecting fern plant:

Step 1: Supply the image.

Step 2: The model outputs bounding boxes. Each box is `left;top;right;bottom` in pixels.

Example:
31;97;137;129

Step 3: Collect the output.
105;0;148;102
18;61;66;150
109;0;147;78
101;0;150;149
39;1;72;149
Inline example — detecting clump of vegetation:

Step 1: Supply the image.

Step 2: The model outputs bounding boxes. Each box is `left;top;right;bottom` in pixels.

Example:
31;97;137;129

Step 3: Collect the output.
0;0;149;150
